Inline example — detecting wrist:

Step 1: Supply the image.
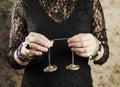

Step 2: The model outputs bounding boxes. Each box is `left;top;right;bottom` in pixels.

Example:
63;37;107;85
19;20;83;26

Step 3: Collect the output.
89;37;103;62
14;50;30;65
17;43;32;62
14;42;36;65
93;45;104;61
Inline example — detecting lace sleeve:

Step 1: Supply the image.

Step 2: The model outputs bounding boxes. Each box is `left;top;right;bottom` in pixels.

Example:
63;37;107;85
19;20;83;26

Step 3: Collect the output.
8;0;28;69
92;0;109;64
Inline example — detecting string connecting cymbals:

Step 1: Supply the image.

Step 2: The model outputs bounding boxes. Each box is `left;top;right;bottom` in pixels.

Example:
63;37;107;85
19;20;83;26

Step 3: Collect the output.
66;51;80;71
52;38;68;41
43;38;68;73
43;47;58;72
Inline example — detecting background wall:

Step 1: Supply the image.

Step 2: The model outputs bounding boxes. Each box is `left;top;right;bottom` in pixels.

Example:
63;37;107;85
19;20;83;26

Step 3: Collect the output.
0;0;120;87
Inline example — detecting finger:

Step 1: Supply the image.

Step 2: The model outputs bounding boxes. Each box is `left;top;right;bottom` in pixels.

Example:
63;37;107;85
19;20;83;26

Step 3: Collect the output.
71;47;91;53
30;43;48;52
68;33;91;43
25;36;29;42
68;41;90;48
75;52;91;57
21;43;43;57
29;32;52;45
27;50;43;56
27;35;52;48
23;48;43;56
27;32;53;47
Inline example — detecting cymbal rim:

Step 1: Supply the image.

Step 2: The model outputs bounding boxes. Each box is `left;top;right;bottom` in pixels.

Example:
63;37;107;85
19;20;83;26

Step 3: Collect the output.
44;65;58;72
66;64;80;70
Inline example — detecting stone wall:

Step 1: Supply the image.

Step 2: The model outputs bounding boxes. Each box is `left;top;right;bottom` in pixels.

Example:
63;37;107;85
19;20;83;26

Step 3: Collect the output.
0;0;120;87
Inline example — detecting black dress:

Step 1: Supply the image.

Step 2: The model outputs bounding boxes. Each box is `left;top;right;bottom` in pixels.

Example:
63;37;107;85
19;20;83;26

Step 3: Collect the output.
8;0;109;87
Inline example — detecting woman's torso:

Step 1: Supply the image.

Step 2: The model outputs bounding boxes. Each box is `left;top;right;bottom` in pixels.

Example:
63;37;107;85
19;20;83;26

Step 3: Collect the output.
22;0;93;87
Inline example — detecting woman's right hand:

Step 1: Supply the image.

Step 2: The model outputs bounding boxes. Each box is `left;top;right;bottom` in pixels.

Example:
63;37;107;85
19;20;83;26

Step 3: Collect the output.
21;32;53;57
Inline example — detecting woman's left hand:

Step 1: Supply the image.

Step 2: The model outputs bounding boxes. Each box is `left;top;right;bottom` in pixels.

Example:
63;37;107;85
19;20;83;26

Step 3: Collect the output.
67;33;97;58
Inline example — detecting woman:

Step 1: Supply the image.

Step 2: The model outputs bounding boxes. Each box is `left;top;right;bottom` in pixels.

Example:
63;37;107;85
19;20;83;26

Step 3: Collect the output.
8;0;109;87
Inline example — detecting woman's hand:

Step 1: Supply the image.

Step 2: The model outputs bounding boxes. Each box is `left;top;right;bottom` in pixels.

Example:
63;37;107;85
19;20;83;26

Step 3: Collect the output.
21;32;53;57
67;33;97;58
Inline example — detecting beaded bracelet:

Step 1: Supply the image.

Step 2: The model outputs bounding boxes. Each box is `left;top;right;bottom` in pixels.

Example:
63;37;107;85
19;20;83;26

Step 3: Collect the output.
17;43;34;62
89;38;102;62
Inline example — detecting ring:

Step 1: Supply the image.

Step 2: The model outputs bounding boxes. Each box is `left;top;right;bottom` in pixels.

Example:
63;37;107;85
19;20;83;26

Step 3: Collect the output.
80;43;84;48
25;43;32;49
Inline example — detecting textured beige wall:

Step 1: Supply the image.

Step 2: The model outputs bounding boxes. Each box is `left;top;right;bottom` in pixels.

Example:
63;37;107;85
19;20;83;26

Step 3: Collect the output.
0;0;120;87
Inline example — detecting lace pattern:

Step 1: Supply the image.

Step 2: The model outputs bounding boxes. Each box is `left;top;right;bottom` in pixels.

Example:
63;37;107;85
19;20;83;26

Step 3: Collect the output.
9;0;28;48
92;0;108;46
39;0;77;22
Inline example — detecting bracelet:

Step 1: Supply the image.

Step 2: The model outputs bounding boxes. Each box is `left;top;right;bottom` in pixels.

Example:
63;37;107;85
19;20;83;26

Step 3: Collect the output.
89;37;102;61
17;43;34;62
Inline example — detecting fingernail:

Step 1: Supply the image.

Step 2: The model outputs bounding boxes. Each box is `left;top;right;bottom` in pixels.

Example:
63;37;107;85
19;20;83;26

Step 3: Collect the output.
51;40;54;43
39;52;42;55
44;48;48;52
50;41;54;47
67;38;72;43
71;48;72;50
49;43;53;47
68;44;70;47
67;39;70;43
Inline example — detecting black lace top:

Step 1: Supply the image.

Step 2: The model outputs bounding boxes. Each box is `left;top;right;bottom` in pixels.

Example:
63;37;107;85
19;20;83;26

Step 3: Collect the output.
39;0;77;22
8;0;109;87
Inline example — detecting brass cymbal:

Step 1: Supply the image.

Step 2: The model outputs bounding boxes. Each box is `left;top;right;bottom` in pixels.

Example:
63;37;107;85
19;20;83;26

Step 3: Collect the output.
66;64;80;70
44;65;57;72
